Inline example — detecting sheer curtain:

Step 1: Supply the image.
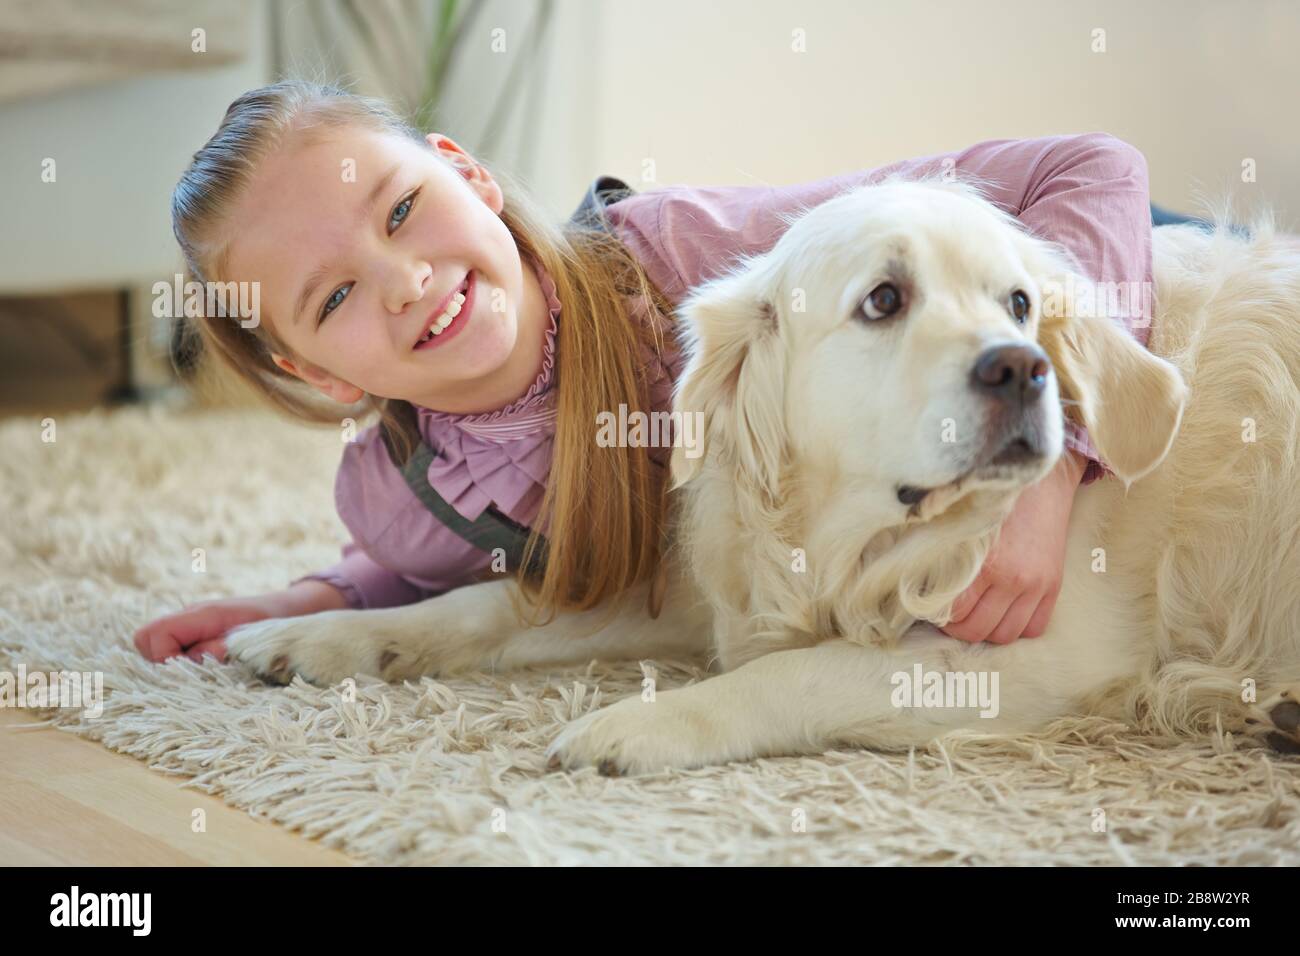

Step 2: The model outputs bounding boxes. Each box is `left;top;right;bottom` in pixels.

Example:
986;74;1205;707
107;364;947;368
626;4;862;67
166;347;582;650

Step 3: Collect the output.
268;0;435;121
267;0;557;187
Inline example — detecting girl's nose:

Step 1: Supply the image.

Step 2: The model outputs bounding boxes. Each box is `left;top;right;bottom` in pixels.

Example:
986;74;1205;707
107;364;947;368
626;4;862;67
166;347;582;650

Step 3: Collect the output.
383;260;432;314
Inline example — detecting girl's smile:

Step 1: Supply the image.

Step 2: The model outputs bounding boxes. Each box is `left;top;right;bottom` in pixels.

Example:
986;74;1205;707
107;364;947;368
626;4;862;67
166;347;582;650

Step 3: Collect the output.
413;269;475;351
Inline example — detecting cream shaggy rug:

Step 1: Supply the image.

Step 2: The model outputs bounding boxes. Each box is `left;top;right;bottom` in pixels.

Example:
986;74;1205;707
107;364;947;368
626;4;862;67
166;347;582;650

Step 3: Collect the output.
2;405;1299;866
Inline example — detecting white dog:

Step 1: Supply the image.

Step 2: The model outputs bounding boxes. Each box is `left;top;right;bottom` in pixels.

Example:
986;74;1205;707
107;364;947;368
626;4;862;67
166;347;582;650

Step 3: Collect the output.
228;178;1300;775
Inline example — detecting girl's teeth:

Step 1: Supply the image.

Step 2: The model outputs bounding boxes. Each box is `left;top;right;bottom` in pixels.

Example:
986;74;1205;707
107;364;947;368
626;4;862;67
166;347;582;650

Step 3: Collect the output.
419;291;467;344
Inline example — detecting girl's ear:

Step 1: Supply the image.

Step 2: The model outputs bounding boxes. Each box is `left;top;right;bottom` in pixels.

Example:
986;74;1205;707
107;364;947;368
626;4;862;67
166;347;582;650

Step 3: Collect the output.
426;133;503;214
271;352;365;405
670;261;788;500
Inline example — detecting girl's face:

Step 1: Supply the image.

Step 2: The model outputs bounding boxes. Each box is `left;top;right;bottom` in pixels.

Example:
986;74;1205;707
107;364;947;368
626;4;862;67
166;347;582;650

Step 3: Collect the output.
222;126;538;413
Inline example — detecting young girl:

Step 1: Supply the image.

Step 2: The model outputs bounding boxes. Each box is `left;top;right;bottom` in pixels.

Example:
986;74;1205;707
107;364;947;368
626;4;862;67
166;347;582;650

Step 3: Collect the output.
135;79;1156;665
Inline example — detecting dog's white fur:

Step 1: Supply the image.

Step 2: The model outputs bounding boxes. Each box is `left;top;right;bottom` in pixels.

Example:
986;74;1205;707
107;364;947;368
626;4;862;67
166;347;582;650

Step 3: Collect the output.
228;179;1300;775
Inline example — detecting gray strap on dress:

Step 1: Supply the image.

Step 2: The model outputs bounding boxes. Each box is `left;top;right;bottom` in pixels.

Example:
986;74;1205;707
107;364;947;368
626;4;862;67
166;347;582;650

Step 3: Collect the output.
383;430;547;576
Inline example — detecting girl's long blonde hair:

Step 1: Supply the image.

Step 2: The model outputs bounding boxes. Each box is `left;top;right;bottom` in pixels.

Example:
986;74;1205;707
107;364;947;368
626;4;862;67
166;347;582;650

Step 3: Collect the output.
172;79;677;625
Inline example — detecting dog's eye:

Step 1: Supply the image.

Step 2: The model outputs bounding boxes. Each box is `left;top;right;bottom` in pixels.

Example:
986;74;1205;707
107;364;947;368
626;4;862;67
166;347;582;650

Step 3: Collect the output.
860;282;903;321
1009;289;1031;324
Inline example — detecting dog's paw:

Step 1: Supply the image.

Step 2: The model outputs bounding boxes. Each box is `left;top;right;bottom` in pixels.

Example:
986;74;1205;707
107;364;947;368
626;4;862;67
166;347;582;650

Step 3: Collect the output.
225;612;384;687
545;691;728;777
1249;686;1300;756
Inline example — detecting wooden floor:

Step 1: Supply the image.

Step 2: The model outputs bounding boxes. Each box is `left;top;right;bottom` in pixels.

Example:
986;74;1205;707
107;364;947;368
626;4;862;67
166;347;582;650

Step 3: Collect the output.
0;708;352;866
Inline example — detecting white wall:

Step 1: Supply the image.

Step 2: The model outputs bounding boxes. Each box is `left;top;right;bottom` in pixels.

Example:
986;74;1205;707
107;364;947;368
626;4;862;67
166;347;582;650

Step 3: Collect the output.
591;0;1300;226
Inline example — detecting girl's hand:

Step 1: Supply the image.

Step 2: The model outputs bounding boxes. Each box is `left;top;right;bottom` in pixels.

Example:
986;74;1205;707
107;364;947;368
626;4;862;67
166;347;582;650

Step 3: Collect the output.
132;581;348;663
937;449;1087;644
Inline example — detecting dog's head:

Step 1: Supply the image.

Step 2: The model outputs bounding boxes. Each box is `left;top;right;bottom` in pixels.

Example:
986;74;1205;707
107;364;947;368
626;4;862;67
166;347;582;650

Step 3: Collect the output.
670;178;1185;530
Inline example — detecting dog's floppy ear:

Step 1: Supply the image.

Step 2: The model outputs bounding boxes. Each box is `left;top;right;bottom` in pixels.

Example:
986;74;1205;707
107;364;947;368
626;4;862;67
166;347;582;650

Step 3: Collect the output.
1000;224;1186;485
669;259;787;498
1034;268;1187;486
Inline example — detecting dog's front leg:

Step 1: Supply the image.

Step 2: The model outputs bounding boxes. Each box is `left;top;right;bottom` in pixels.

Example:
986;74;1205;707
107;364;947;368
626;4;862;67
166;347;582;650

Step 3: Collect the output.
226;577;523;685
547;631;1060;775
227;572;711;686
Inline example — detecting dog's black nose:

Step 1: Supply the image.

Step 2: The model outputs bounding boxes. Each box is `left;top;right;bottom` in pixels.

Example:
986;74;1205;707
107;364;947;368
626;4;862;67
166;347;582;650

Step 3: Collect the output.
970;344;1050;405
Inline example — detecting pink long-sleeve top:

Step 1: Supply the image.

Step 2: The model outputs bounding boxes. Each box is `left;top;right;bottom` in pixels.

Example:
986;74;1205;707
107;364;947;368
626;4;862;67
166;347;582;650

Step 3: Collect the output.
294;132;1155;610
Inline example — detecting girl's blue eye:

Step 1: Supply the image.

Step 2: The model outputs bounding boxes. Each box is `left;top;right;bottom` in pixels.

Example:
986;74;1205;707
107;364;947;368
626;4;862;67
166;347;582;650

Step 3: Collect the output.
388;190;418;230
319;285;350;322
317;188;420;324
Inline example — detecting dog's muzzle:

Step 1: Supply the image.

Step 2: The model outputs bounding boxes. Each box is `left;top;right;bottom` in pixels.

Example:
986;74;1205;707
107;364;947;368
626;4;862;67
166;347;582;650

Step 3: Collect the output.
895;344;1055;510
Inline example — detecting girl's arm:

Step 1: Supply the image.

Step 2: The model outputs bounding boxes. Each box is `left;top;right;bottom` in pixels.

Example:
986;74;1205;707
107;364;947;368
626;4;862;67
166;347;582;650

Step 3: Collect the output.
911;135;1154;641
291;540;430;610
134;539;473;664
136;475;505;663
133;578;350;663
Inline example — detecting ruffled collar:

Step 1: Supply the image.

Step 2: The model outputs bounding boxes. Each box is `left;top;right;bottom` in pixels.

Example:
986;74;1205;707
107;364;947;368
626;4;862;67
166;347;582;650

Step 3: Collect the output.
415;255;561;440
